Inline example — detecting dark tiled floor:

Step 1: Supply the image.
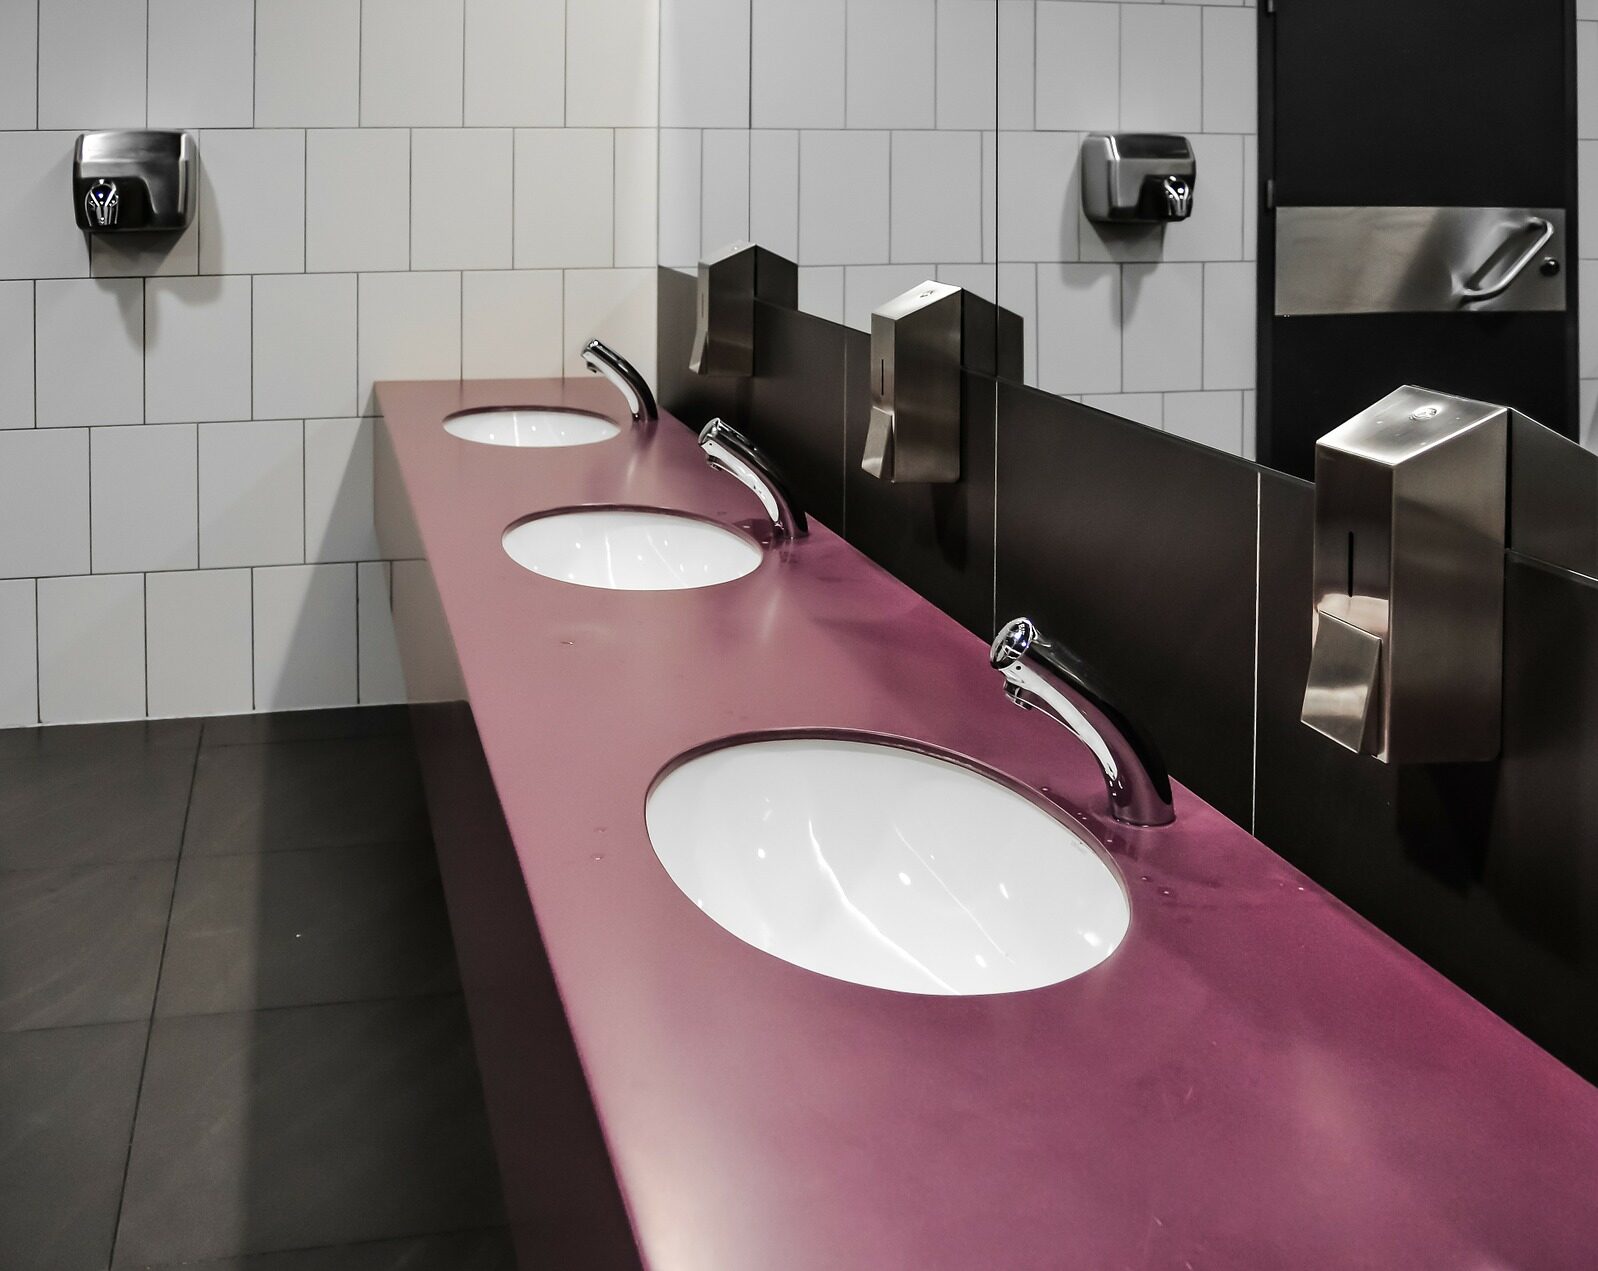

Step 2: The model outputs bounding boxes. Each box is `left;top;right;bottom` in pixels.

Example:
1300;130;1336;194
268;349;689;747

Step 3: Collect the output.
0;709;513;1271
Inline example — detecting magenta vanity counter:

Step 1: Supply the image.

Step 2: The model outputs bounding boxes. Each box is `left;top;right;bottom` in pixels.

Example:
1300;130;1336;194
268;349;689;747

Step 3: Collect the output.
376;376;1598;1270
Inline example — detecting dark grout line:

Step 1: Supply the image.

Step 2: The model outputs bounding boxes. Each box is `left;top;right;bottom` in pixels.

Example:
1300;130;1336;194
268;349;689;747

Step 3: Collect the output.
153;985;466;1029
104;731;202;1267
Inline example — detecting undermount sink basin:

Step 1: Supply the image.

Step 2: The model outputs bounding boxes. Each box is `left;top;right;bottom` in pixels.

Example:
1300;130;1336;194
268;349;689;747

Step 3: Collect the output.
502;508;763;591
445;407;620;448
646;736;1130;994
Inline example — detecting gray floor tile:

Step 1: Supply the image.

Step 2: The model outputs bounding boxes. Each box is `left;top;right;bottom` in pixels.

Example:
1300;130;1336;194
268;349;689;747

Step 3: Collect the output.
156;843;460;1017
0;860;176;1031
184;736;430;856
201;708;412;750
120;1228;517;1270
114;997;505;1266
0;1021;149;1271
0;744;197;870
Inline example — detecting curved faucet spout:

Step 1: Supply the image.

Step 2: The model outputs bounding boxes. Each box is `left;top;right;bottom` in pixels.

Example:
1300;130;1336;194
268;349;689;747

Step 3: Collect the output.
581;338;658;422
990;617;1175;827
698;419;808;540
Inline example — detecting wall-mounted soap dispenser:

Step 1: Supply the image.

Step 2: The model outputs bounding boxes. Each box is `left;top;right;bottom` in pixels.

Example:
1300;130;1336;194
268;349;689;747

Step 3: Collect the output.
72;131;195;233
1301;385;1509;763
690;241;798;377
861;282;1022;484
1081;134;1195;224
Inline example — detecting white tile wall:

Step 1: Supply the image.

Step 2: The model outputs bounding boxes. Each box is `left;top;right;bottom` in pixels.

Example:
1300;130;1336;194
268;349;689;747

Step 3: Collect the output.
662;0;751;128
37;573;146;724
90;424;199;573
1;0;659;725
146;568;254;717
847;0;936;130
752;0;846;130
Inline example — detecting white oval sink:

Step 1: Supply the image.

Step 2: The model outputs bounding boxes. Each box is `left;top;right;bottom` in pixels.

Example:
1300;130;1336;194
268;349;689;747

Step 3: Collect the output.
445;407;620;448
646;737;1129;995
502;509;762;591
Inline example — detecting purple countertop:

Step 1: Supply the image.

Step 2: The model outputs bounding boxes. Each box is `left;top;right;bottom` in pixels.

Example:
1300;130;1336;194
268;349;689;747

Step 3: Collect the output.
378;377;1598;1270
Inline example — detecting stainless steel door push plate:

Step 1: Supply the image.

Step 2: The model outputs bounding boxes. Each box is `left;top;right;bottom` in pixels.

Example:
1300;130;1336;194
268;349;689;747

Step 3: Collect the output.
72;131;194;233
1302;385;1509;763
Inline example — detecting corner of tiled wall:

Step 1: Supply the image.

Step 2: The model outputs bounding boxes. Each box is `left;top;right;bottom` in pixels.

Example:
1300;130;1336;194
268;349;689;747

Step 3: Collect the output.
0;0;660;727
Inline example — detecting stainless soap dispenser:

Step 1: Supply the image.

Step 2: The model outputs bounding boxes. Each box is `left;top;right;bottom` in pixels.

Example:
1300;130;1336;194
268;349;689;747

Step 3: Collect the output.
1301;385;1509;763
690;241;798;377
861;282;1021;484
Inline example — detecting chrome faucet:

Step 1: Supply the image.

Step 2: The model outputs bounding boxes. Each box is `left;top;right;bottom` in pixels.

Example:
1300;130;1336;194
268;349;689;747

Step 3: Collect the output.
698;419;808;540
990;617;1175;827
581;339;658;422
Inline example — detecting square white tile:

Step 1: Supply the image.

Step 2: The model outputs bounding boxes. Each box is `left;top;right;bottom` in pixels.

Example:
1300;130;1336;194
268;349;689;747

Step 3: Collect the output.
148;0;255;128
513;130;614;269
752;0;846;129
0;429;89;578
256;0;362;127
1165;390;1243;455
1035;262;1121;396
462;271;564;379
1203;261;1255;391
0;282;33;429
253;273;359;420
198;130;306;274
146;276;253;423
0;580;37;726
798;266;845;324
848;0;936;129
90;424;199;573
361;0;465;126
199;419;306;568
1122;262;1203;392
1242;136;1259;261
357;561;407;704
0;0;38;129
662;0;751;128
465;0;565;126
253;562;358;710
567;0;659;127
562;270;656;382
304;418;377;562
799;131;892;266
1121;6;1202;133
750;131;801;262
0;132;90;280
306;130;411;273
1036;2;1119;132
412;129;514;271
997;1;1034;132
937;0;998;131
146;568;254;717
658;130;703;270
615;129;660;269
998;131;1081;263
37;573;146;723
356;272;462;411
892;132;983;265
1583;268;1598;378
36;279;143;428
702;131;751;257
38;0;145;130
1203;7;1257;135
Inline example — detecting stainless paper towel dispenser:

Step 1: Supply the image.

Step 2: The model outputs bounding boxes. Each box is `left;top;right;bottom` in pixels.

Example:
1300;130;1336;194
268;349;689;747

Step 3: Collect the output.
1301;385;1509;763
1081;134;1195;224
72;131;194;233
690;241;798;377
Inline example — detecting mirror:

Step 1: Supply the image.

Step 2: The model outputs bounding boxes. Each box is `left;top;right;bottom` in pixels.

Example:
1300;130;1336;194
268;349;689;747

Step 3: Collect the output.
992;0;1591;481
659;0;998;345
